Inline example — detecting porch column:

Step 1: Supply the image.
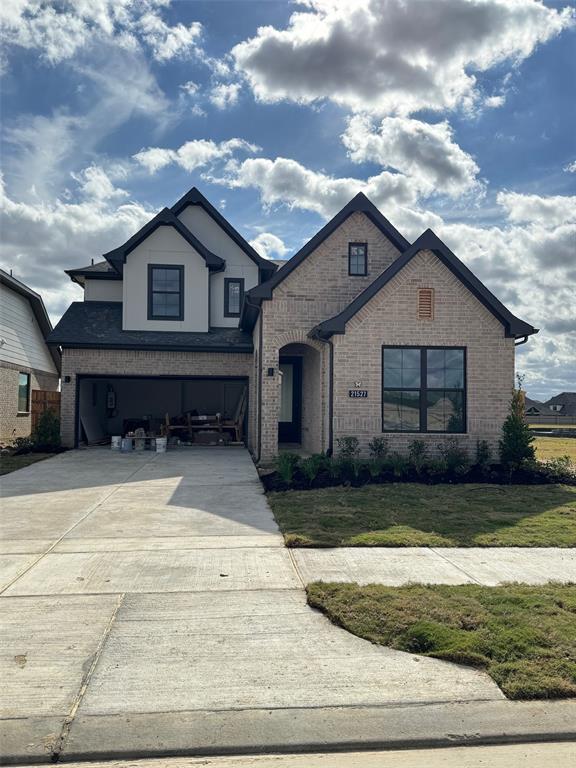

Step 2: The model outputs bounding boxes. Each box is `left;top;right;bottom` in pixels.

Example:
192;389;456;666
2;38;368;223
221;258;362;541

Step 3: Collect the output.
259;345;280;464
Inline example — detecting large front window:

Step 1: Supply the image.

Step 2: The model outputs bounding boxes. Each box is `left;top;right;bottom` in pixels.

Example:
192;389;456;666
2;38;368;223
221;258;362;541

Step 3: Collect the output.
382;346;466;433
148;265;183;320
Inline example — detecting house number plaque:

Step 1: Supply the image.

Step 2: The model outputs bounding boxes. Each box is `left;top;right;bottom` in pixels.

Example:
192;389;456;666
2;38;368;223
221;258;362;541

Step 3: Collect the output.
349;389;368;398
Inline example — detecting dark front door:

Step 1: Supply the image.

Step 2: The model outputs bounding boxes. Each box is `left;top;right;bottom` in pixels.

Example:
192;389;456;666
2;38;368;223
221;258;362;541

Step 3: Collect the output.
278;356;302;443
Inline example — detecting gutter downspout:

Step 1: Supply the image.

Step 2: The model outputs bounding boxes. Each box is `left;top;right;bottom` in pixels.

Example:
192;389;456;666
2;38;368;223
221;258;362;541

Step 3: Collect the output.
514;336;529;346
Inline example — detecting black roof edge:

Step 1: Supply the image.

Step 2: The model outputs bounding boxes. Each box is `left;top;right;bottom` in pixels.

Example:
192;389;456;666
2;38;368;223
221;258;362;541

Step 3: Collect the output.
103;208;225;274
65;268;121;280
248;192;411;302
48;342;253;353
0;269;62;372
310;228;538;341
171;186;277;275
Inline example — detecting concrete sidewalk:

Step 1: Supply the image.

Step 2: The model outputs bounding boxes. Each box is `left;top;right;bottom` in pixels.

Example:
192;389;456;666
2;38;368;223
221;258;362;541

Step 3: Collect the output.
292;546;576;586
1;448;574;764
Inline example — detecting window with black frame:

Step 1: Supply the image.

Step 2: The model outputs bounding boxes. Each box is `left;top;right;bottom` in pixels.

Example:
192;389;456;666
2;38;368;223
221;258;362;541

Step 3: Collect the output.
224;278;244;317
18;372;30;413
382;346;465;433
348;243;367;275
148;265;183;320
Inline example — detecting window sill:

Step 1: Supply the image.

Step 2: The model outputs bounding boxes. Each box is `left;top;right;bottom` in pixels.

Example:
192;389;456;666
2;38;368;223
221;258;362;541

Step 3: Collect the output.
16;411;30;417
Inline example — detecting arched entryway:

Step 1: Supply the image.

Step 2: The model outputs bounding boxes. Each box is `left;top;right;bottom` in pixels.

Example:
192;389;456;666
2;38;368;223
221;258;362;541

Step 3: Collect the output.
278;341;323;455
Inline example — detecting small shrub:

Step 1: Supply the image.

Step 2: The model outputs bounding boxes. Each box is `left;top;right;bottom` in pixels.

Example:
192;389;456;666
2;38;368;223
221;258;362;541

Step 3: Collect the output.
368;437;389;460
408;439;428;475
367;459;384;480
475;439;492;468
32;409;61;450
499;383;535;467
300;453;327;485
529;456;576;484
389;452;409;478
276;452;300;484
438;438;470;476
336;436;360;459
12;436;33;454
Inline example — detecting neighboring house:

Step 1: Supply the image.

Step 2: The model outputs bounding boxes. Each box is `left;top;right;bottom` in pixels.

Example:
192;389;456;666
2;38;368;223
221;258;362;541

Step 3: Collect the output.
48;187;538;462
0;270;61;441
526;392;576;423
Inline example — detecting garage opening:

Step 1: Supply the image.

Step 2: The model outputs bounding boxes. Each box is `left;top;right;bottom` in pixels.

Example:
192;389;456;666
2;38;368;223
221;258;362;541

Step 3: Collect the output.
76;376;248;447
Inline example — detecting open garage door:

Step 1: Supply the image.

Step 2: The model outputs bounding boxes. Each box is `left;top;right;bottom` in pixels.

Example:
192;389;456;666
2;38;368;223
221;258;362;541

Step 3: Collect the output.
76;375;248;446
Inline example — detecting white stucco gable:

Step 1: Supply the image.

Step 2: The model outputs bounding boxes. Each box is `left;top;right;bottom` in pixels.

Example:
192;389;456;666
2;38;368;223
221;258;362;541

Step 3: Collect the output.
122;225;210;332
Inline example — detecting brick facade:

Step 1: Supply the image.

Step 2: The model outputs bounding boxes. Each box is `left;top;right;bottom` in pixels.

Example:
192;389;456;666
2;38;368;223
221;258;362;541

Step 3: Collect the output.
257;211;402;463
60;349;253;448
0;361;59;442
331;250;515;456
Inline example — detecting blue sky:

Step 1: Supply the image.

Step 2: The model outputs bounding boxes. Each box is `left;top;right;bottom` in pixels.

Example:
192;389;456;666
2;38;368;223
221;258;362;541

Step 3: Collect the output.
1;0;575;399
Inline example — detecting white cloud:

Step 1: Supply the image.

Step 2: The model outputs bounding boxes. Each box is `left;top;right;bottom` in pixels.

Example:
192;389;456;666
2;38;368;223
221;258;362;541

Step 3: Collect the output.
133;138;259;174
232;0;574;115
179;81;200;95
342;115;482;198
250;232;288;259
0;1;204;66
209;83;242;110
485;95;505;108
0;171;153;317
564;160;576;173
497;191;576;226
72;165;128;201
138;11;202;62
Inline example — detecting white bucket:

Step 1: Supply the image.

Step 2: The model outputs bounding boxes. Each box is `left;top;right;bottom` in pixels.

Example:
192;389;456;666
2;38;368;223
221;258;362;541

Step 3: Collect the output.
121;438;133;452
156;437;167;453
111;436;121;450
134;438;145;452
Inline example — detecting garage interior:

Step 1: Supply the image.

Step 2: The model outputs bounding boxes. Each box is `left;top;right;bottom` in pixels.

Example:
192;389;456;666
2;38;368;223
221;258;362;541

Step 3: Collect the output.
77;376;247;445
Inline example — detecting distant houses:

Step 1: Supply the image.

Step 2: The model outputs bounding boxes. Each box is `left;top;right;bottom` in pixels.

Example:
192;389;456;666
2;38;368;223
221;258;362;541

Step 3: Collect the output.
525;392;576;425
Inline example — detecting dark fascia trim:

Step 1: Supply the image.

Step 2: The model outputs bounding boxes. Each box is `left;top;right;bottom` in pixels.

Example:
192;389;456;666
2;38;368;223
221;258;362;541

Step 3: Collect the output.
310;229;539;341
224;277;245;318
103;208;225;275
65;267;122;287
53;342;253;353
0;268;62;372
171;187;276;276
247;192;410;303
147;264;185;322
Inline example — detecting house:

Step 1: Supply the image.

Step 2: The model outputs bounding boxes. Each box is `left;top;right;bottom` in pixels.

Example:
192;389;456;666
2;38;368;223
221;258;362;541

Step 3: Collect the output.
526;392;576;423
0;269;61;441
48;187;538;462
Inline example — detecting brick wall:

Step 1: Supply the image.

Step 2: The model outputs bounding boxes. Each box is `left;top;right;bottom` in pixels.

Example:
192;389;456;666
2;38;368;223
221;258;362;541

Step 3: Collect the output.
60;349;253;448
258;211;401;462
0;361;59;442
331;250;515;457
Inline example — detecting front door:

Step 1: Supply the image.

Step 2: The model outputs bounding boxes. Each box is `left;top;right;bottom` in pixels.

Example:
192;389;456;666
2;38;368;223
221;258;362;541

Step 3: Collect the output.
278;356;302;443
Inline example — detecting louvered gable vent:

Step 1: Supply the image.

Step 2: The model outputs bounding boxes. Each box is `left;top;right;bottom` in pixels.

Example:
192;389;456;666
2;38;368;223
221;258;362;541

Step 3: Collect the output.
418;288;434;319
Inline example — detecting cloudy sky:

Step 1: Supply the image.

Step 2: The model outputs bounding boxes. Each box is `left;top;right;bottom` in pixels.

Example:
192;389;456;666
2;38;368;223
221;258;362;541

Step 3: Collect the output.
1;0;575;399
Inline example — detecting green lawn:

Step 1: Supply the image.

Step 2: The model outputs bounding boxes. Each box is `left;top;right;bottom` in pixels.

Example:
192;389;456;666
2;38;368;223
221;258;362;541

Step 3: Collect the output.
307;582;576;700
534;436;576;462
268;483;576;547
0;452;54;476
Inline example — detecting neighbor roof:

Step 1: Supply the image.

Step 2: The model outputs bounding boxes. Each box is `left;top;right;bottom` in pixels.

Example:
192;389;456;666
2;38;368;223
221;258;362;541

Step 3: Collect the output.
171;186;277;277
46;302;253;353
66;261;121;286
310;229;538;340
103;208;225;275
0;268;61;371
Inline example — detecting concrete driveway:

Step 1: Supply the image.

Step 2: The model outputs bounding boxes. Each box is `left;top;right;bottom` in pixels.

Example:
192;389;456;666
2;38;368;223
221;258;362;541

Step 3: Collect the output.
1;448;573;763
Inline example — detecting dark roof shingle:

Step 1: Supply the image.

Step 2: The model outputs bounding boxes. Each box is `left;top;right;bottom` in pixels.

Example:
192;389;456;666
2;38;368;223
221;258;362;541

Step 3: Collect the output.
47;302;253;352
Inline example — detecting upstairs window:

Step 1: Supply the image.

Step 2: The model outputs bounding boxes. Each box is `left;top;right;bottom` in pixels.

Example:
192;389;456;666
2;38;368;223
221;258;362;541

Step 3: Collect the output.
382;346;466;433
18;372;30;413
348;243;367;276
224;278;244;317
148;265;183;321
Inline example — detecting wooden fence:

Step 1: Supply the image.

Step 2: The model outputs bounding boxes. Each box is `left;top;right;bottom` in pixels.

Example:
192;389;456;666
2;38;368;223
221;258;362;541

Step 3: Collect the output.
31;390;61;433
